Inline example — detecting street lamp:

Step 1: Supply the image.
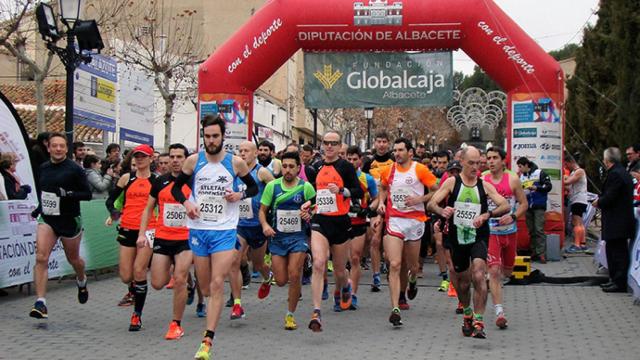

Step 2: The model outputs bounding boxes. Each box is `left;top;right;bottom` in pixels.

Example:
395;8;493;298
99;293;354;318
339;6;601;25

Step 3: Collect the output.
397;117;404;138
431;134;436;152
364;107;374;150
36;0;103;157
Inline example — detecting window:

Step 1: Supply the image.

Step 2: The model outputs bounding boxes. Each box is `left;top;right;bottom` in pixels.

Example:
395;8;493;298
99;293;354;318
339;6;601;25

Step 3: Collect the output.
271;114;275;126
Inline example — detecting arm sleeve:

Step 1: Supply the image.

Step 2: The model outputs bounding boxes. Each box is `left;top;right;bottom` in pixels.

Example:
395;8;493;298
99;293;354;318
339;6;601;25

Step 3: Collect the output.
537;170;553;193
339;161;364;199
598;172;623;209
367;174;378;198
304;182;317;203
306;165;317;186
106;185;124;214
149;176;162;199
260;181;275;207
417;165;437;188
361;158;372;173
171;171;191;204
239;172;259;198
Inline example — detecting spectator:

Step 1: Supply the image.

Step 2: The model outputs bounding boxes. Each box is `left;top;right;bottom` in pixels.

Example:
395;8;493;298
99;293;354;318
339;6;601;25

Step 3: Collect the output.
102;143;121;174
0;152;31;200
625;144;640;173
29;132;50;188
83;154;114;199
73;141;87;167
516;157;552;263
593;147;635;293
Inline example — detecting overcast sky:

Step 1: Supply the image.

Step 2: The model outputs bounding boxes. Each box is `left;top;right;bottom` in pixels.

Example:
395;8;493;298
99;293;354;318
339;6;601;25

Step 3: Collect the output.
455;0;600;74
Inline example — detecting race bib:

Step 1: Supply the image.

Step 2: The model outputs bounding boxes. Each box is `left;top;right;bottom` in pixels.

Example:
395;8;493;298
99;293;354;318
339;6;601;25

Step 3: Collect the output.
163;203;187;228
145;229;156;247
239;198;254;219
453;201;481;228
316;189;338;214
198;195;226;222
41;191;60;216
276;209;301;233
391;187;412;211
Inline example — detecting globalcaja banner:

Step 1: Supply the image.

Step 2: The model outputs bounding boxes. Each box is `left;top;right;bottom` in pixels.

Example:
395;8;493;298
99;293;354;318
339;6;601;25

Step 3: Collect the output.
199;93;251;154
304;52;453;108
74;54;118;132
509;94;563;224
0;200;119;288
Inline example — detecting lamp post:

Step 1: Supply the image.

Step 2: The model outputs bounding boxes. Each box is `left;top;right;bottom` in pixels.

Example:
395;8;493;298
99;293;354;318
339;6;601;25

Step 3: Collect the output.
364;107;374;150
36;0;103;157
397;117;404;138
431;134;436;152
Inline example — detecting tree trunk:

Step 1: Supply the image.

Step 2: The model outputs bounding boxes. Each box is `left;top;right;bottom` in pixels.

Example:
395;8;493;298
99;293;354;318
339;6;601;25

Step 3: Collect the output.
34;75;46;133
163;96;174;151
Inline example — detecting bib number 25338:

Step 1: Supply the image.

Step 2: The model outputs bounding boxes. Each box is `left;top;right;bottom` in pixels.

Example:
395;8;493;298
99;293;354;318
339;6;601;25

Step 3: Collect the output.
316;189;337;214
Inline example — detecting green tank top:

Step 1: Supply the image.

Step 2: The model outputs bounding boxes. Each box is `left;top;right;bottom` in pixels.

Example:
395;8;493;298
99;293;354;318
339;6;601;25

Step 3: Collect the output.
453;183;481;245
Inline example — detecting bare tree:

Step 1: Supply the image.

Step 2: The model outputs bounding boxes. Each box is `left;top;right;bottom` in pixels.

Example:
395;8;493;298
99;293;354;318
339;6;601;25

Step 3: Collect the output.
0;0;128;133
109;0;204;149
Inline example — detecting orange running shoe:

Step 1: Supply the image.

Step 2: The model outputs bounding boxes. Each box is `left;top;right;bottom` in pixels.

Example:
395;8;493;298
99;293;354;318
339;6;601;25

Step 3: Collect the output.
165;321;184;340
129;312;142;331
339;281;353;310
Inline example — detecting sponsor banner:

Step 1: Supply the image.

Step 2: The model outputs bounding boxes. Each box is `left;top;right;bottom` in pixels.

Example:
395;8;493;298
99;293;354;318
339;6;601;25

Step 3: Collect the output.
119;66;155;145
510;95;563;224
74;54;117;132
0;200;118;288
199;94;251;154
304;52;453;108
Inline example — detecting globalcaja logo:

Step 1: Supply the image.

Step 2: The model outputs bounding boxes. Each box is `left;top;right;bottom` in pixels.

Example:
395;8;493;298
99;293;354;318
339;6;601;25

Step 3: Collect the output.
540;129;561;139
354;0;403;26
514;128;537;138
513;143;537;150
313;64;343;90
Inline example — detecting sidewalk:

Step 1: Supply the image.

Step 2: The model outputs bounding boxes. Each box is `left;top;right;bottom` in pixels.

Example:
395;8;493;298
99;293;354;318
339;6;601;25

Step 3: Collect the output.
1;255;638;360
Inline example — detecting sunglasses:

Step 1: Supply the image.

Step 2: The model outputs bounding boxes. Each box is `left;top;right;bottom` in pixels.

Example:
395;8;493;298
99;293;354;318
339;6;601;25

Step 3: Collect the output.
323;140;340;146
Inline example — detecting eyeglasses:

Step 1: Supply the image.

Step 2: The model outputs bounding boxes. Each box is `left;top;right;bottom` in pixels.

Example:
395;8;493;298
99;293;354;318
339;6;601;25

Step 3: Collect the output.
323;140;340;146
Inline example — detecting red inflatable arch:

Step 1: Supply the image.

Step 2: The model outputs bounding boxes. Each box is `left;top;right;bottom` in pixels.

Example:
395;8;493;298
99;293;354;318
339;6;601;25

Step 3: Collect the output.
199;0;566;250
199;0;563;101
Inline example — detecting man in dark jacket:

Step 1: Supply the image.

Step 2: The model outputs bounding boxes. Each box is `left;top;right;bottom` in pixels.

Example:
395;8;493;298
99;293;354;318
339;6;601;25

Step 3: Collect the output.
594;147;636;293
516;157;553;263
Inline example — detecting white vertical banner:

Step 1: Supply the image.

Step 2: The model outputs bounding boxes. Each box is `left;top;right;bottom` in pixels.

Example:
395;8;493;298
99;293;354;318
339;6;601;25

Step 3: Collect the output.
118;66;155;144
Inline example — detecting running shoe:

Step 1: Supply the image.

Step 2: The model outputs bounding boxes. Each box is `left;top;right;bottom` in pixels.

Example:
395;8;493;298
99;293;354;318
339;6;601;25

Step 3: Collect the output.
308;310;322;332
77;283;89;304
230;303;245;320
258;273;273;299
165;321;185;340
333;290;342;312
495;313;508;329
472;320;486;339
455;302;464;314
251;271;260;279
29;300;48;319
284;313;297;330
196;303;207;318
225;293;233;308
350;294;359;310
187;285;195;306
166;276;175;289
194;338;212;360
438;279;450;292
129;312;142;331
322;282;329;300
461;315;473;337
371;273;381;292
398;295;410;310
301;275;311;285
340;282;353;310
565;244;585;254
407;279;418;300
389;308;402;327
327;260;334;273
118;292;135;307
